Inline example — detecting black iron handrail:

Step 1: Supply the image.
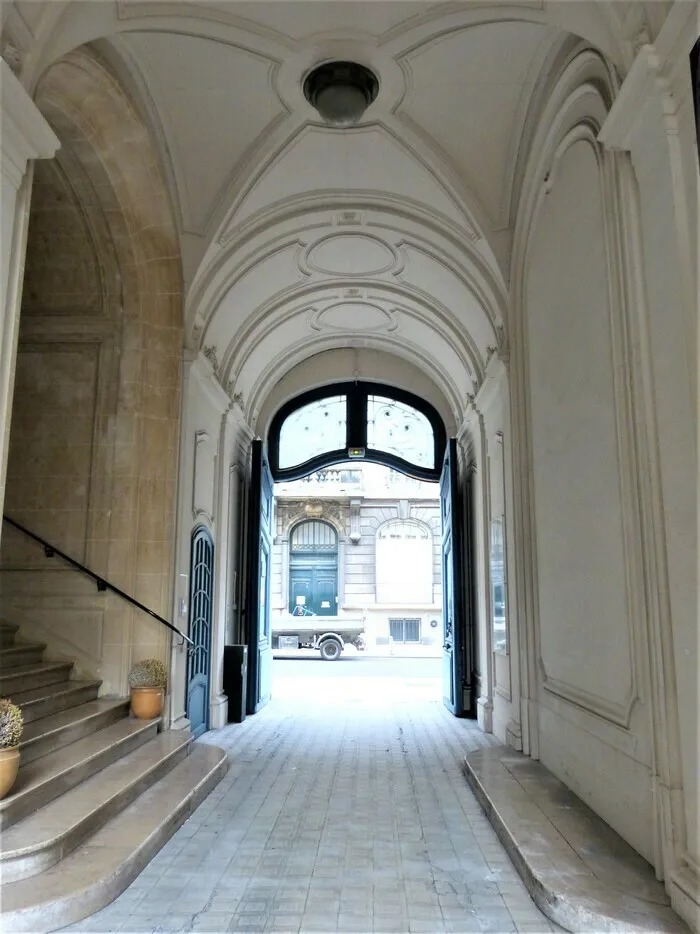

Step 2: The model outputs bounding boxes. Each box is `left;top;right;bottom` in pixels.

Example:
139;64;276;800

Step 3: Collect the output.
2;515;193;648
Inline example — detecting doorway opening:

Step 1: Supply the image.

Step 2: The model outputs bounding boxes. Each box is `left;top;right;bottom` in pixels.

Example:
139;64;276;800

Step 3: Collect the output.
270;461;443;706
244;382;474;718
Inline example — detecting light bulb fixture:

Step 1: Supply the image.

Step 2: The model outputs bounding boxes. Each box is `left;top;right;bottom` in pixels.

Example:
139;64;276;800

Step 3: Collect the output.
303;61;379;128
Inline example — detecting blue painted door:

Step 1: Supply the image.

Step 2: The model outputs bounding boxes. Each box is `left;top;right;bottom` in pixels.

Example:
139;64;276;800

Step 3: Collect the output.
246;441;273;714
186;526;214;738
441;439;464;716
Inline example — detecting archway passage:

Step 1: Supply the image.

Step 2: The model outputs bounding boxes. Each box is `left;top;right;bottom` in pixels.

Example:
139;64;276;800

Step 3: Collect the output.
244;383;474;720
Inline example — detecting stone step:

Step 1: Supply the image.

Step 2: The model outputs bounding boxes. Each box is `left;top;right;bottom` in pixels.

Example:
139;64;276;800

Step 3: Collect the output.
9;680;101;724
0;662;73;697
1;742;229;933
0;716;160;831
19;698;130;766
0;643;47;671
1;731;192;882
463;746;689;934
0;622;19;648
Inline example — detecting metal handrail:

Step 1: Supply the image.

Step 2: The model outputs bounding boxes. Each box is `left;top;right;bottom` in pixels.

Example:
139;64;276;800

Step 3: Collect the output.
2;515;193;648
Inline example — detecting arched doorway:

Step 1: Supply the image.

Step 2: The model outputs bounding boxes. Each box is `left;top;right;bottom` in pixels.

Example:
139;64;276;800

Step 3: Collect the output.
245;381;474;719
288;520;339;617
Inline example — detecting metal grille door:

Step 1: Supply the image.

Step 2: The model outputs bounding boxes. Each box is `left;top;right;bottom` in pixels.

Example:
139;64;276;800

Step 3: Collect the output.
186;526;214;738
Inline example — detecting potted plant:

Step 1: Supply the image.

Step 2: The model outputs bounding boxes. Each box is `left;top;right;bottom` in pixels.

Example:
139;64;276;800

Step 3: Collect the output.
0;698;23;799
128;658;167;720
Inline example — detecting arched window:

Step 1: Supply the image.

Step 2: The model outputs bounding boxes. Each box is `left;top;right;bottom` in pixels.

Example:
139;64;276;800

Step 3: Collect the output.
269;382;445;482
376;519;433;604
290;519;338;552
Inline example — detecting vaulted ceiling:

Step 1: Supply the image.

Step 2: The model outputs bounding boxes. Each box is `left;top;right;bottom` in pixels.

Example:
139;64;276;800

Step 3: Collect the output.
2;0;673;423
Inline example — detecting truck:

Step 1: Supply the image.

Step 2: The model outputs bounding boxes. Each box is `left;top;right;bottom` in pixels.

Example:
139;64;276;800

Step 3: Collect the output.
271;611;366;661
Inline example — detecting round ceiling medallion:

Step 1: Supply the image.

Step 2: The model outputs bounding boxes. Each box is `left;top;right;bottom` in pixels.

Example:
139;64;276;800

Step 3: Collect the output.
306;234;396;277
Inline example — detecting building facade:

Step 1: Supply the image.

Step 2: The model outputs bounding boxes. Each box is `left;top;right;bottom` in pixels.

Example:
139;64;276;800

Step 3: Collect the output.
272;465;443;650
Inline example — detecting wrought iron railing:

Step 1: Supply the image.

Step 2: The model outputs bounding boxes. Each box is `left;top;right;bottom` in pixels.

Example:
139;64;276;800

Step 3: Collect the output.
2;515;193;648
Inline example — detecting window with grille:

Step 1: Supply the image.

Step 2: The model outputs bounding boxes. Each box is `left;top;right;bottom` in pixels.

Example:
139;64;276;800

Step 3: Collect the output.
376;519;432;603
290;519;338;552
389;618;421;643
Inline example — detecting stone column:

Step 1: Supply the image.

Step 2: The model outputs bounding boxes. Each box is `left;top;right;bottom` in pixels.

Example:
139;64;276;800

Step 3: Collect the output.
0;60;59;529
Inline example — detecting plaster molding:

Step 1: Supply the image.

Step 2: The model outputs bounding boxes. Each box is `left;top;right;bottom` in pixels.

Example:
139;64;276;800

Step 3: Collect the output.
507;48;619;762
218;278;482;396
539;663;637;730
0;58;59;189
190;352;231;415
212;120;484;249
599;3;699;153
188;196;506;337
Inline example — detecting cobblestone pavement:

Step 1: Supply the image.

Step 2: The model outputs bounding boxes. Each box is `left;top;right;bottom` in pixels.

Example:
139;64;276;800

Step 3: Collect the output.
63;687;558;934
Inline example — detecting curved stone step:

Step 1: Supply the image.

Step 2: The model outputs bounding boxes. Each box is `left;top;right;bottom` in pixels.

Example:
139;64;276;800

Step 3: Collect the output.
19;698;130;765
0;662;73;696
9;680;102;724
1;731;192;882
0;717;160;831
0;742;229;933
463;746;689;933
0;643;46;671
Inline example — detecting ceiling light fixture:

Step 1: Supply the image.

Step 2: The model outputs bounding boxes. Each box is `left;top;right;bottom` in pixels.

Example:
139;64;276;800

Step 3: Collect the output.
303;61;379;128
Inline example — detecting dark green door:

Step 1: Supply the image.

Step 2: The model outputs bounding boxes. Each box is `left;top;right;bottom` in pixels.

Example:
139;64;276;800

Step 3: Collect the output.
289;566;337;616
288;520;338;616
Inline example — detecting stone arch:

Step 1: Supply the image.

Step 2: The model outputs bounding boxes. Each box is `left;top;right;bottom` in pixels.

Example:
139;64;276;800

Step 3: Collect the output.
0;45;184;698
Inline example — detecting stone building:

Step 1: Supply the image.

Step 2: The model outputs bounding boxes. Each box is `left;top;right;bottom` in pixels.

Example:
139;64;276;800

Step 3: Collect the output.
272;464;443;649
0;3;697;931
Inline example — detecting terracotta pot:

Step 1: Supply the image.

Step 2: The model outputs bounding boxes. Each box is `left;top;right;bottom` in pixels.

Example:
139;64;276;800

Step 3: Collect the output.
0;746;20;799
130;687;165;720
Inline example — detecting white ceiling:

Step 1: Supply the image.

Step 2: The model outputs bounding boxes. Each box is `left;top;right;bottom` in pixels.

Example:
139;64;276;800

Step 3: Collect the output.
3;0;665;424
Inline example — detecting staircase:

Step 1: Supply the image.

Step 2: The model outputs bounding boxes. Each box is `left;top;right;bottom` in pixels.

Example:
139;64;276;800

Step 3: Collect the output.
0;621;228;933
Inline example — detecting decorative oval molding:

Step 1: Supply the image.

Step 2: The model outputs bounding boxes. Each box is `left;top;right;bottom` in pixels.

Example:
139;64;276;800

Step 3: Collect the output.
305;233;397;276
311;301;396;332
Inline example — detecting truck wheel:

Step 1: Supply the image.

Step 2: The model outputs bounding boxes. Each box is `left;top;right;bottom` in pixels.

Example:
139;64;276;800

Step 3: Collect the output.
320;638;342;661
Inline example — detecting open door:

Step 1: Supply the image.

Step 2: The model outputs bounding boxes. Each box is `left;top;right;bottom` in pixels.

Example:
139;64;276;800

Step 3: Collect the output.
245;440;273;714
440;439;464;715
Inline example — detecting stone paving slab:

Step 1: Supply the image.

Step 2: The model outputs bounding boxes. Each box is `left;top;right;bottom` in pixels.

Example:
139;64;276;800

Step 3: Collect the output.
463;746;689;934
60;695;562;934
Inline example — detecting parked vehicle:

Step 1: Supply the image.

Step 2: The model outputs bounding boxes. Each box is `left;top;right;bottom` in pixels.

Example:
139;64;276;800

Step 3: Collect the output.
272;613;366;660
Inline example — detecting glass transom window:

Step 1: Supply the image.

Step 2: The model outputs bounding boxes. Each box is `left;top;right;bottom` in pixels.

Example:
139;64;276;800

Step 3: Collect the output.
278;395;346;470
269;382;445;482
367;396;434;469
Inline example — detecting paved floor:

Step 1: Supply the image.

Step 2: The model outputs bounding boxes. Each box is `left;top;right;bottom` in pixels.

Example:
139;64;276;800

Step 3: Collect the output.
63;661;558;934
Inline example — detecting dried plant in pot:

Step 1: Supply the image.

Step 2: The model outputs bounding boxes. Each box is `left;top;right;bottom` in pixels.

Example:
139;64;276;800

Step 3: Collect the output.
0;698;23;798
128;659;167;720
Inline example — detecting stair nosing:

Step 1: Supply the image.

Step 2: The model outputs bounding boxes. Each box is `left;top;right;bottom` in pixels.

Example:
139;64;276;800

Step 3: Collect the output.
19;699;130;752
0;718;161;828
0;745;229;932
0;643;46;655
10;680;102;708
0;734;192;878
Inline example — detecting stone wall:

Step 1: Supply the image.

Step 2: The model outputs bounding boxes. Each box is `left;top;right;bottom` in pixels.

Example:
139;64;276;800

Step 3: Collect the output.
0;47;182;698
